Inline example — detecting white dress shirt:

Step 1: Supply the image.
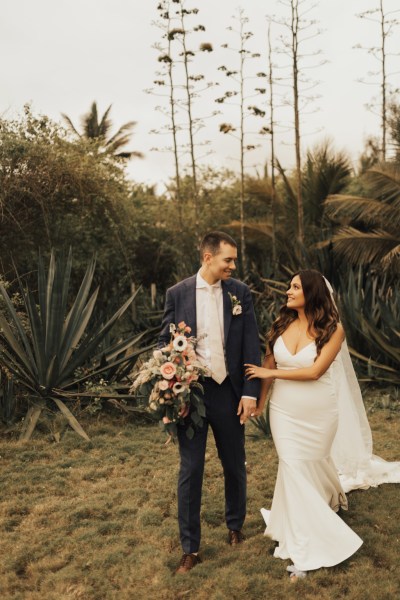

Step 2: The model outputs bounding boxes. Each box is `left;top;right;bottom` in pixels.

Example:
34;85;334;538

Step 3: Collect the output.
196;271;225;371
195;271;256;402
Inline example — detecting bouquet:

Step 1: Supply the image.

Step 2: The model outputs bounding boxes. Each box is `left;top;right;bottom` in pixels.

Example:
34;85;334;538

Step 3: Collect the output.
130;321;209;440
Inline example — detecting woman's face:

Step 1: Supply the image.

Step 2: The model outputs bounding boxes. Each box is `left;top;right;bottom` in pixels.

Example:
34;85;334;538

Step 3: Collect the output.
286;275;305;310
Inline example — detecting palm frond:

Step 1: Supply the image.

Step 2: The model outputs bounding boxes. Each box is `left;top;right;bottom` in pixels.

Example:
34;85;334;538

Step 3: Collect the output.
60;114;81;138
365;165;400;206
225;220;274;240
106;121;136;147
275;159;297;206
115;150;144;160
331;227;400;267
97;104;113;137
381;244;400;269
325;195;400;229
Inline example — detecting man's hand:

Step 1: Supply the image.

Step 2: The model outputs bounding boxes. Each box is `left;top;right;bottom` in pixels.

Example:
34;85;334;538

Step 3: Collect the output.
179;403;190;419
237;397;257;425
162;403;190;425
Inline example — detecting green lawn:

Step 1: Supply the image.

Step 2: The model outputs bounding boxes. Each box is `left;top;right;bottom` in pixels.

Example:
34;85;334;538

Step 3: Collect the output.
0;404;399;600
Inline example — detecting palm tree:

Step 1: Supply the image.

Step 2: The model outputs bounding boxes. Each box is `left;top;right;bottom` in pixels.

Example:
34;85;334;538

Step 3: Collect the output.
62;102;143;159
302;142;352;227
265;143;351;247
323;164;400;274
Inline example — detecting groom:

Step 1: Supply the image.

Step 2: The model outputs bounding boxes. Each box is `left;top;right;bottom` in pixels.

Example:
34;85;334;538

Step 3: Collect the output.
159;231;261;573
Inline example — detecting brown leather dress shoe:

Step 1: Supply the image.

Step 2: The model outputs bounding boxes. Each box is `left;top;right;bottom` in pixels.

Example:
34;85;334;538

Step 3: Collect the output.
228;530;245;545
175;553;202;574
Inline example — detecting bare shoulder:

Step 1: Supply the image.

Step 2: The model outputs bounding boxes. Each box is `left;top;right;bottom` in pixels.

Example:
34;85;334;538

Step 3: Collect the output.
335;322;345;340
327;322;345;348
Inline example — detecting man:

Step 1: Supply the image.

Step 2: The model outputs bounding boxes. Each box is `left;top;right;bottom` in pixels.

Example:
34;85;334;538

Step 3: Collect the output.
159;231;261;573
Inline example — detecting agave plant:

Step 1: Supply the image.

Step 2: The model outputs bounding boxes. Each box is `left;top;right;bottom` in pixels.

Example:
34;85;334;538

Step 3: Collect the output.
0;250;149;441
337;268;400;385
0;370;15;425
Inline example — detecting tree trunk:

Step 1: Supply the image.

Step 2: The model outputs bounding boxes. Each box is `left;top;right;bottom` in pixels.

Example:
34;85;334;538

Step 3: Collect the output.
380;0;387;162
180;5;199;233
267;22;277;267
291;0;304;247
239;16;247;273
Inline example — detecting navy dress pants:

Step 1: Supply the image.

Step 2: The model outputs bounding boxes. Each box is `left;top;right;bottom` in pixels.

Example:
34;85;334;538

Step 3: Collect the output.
177;377;247;554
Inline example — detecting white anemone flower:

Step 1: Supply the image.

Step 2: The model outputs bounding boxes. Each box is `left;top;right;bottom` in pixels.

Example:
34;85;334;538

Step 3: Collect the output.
173;335;188;352
173;382;186;394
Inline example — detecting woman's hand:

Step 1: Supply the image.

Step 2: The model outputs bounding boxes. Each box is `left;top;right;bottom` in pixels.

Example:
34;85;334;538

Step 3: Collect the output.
251;403;266;417
245;364;275;380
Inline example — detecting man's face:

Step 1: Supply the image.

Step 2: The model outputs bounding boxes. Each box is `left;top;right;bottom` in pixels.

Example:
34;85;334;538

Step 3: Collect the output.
204;242;237;281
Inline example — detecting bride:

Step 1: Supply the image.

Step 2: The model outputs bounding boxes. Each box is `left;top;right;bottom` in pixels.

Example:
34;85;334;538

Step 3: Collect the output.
245;269;400;581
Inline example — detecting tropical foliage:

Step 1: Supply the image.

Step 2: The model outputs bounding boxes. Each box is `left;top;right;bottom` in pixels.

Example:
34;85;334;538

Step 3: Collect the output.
323;164;400;275
0;250;151;441
62;101;143;159
337;269;400;385
0;106;398;404
0;107;136;296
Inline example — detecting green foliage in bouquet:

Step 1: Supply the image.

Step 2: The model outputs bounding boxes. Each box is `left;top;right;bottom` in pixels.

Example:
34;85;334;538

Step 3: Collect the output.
0;249;147;441
130;322;208;440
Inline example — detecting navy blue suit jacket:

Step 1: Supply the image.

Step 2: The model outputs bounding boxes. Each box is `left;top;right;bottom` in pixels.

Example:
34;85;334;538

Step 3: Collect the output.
159;275;261;401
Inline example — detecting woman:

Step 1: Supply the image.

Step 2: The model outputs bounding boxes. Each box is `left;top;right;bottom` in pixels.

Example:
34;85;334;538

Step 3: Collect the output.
245;270;365;580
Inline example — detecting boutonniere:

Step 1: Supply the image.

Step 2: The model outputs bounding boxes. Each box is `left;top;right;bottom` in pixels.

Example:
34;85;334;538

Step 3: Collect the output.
228;292;242;316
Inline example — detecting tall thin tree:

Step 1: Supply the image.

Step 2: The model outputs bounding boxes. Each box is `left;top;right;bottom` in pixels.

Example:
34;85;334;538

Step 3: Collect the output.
216;8;266;271
149;0;213;232
271;0;325;248
354;1;400;162
267;22;277;266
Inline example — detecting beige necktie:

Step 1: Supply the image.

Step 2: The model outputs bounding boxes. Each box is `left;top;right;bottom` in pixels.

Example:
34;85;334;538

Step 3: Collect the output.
208;287;227;384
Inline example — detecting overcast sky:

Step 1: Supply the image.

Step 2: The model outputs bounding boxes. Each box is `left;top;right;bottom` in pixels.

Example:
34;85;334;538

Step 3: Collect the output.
2;0;399;190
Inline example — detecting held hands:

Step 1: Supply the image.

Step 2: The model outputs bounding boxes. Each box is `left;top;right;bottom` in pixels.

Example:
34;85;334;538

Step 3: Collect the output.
237;397;257;425
250;404;265;418
245;364;275;381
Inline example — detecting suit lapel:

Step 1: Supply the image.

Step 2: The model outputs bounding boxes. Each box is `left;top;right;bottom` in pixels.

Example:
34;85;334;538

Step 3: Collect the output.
222;280;233;345
183;276;197;336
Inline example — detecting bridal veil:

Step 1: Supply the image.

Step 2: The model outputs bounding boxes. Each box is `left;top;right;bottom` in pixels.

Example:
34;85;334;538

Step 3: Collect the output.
324;277;400;492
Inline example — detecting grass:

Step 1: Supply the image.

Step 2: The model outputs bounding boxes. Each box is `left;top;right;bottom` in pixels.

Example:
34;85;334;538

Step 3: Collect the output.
0;398;399;600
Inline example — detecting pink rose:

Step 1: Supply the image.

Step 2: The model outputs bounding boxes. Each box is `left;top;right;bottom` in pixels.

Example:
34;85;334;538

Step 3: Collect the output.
178;321;186;329
159;361;177;380
159;380;169;390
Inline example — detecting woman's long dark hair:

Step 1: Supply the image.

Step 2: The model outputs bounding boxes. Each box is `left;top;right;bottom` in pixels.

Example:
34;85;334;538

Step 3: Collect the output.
266;270;340;357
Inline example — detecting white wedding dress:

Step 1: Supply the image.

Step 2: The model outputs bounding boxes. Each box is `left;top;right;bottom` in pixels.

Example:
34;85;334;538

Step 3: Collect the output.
261;335;363;571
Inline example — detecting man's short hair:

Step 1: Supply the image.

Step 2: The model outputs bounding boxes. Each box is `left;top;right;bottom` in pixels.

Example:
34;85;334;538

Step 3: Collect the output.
199;231;237;260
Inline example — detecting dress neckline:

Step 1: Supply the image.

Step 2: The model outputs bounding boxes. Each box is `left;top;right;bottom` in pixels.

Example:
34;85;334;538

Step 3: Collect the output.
279;334;315;357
